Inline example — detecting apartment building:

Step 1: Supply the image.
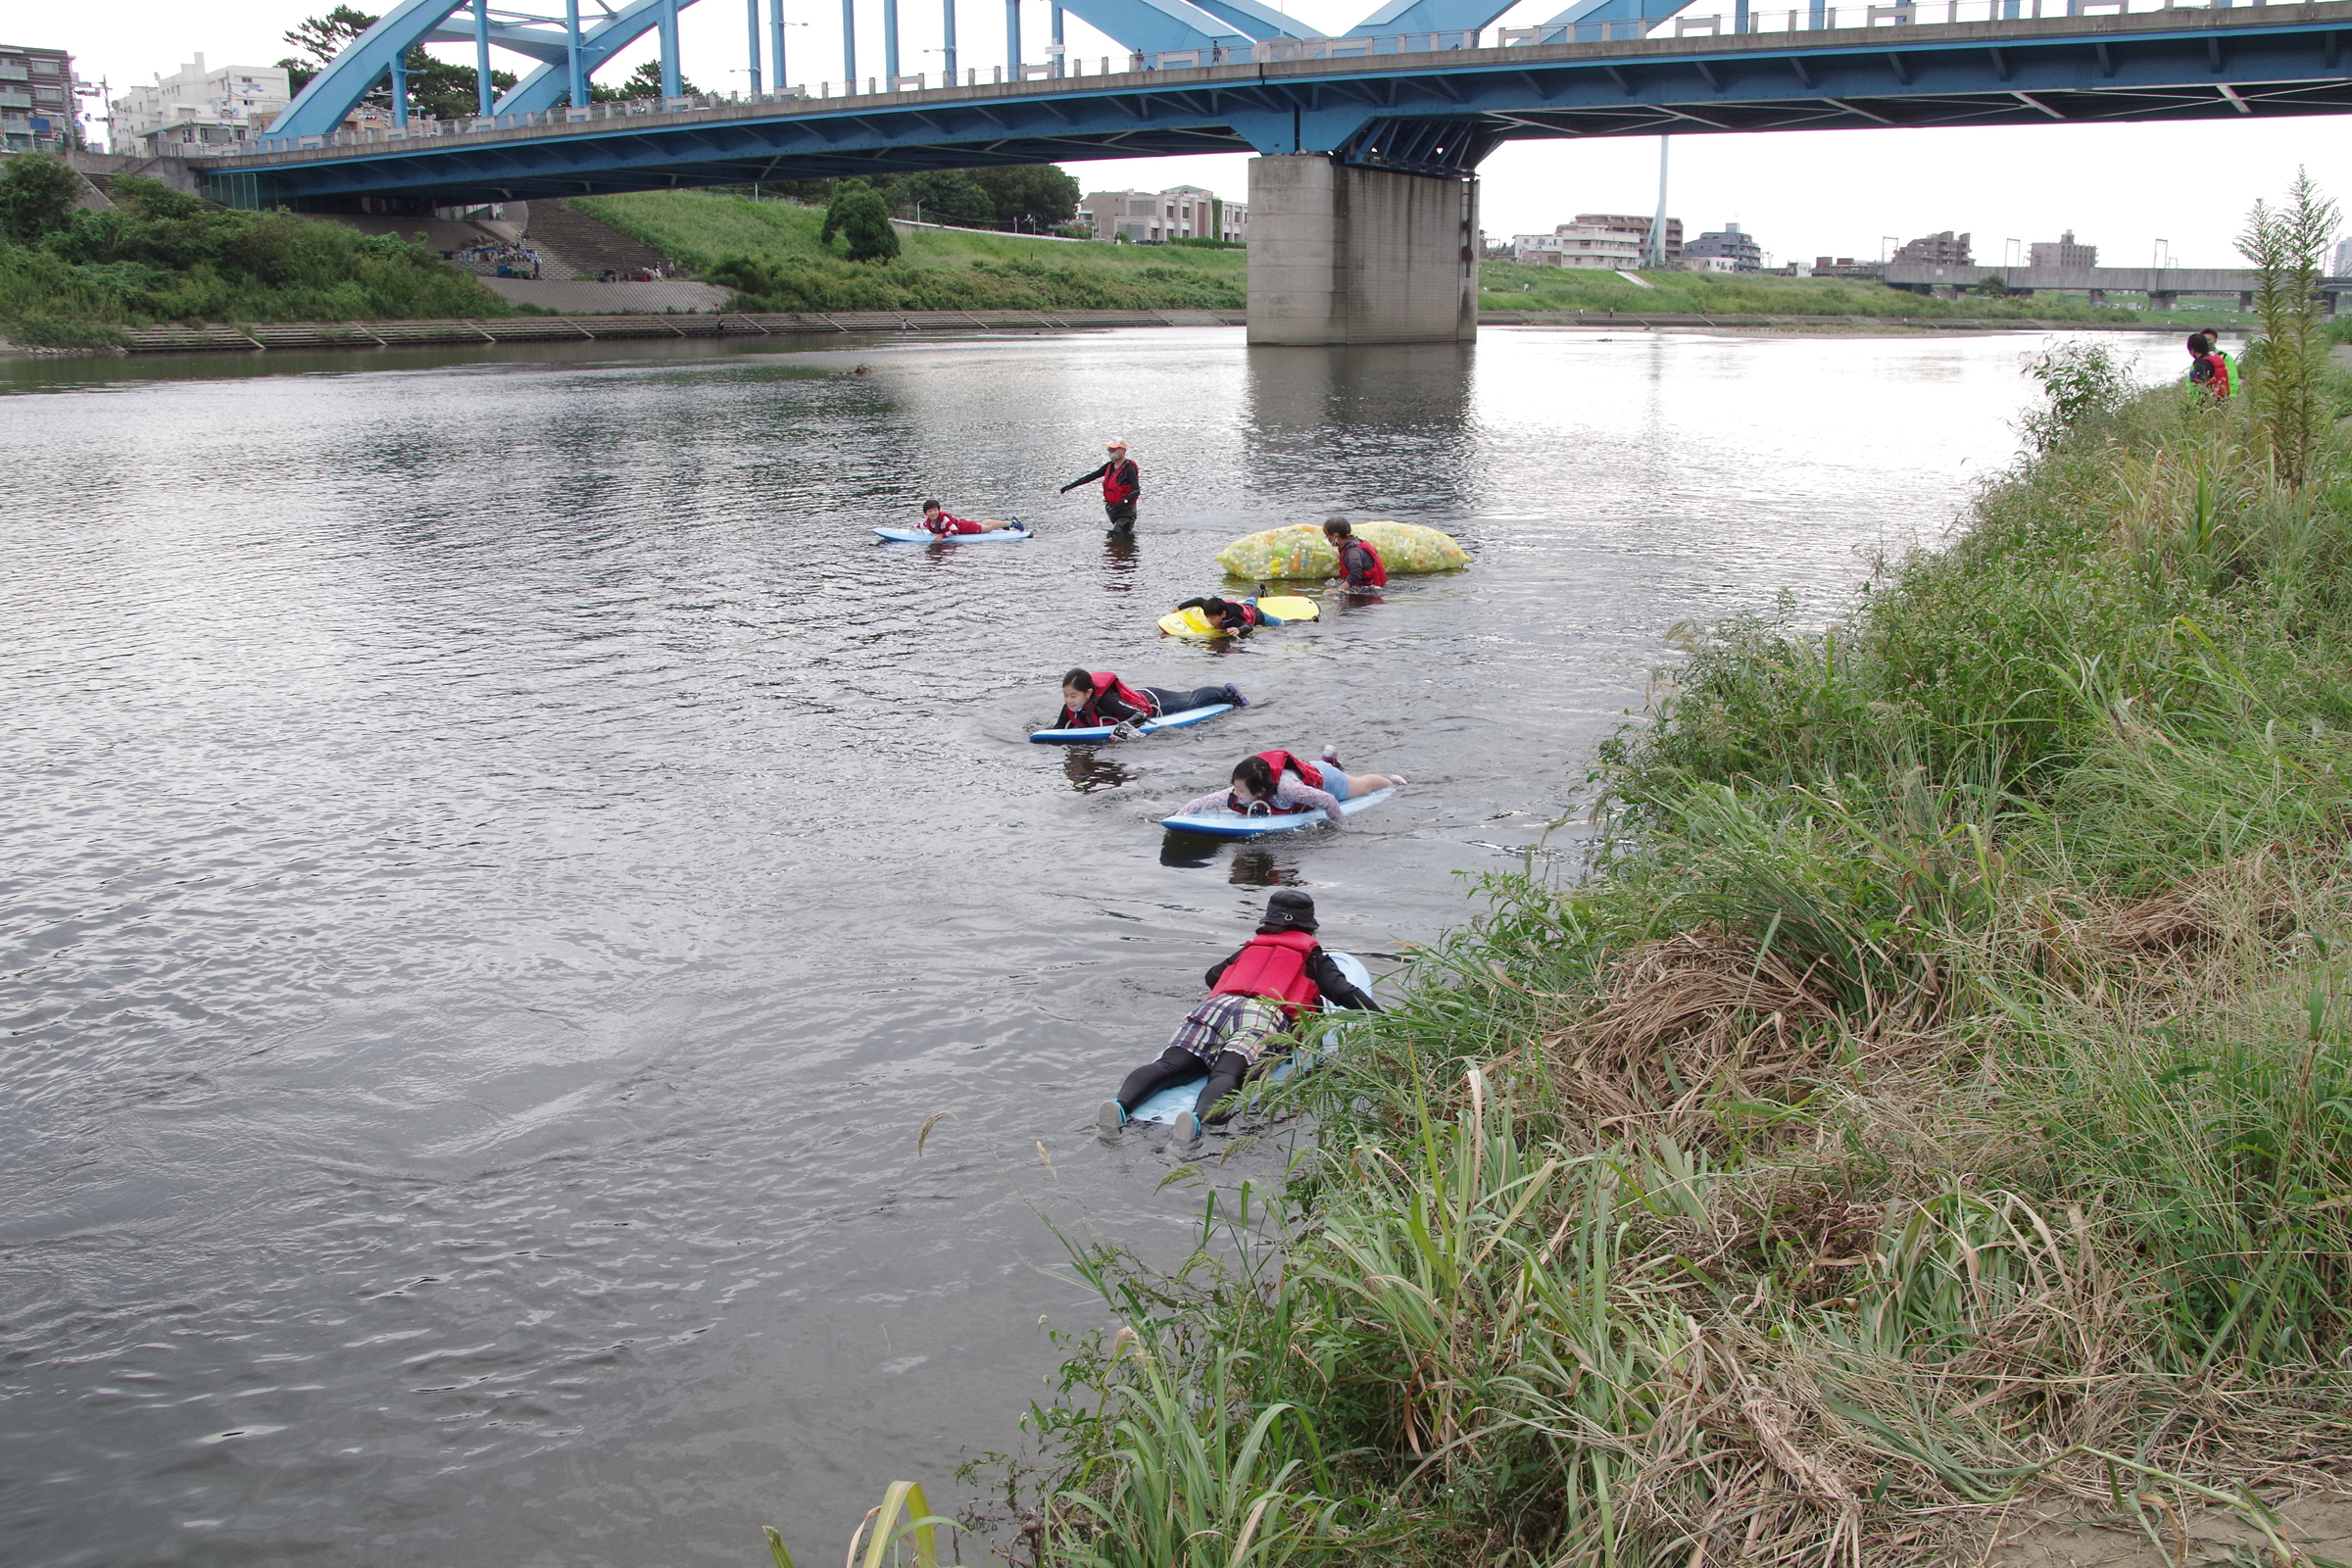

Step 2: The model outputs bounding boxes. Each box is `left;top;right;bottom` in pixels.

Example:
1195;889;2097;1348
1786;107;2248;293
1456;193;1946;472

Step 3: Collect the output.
1076;184;1248;243
1;43;81;154
1577;212;1683;263
2029;228;2098;269
1890;229;1972;266
111;54;292;156
1683;220;1763;272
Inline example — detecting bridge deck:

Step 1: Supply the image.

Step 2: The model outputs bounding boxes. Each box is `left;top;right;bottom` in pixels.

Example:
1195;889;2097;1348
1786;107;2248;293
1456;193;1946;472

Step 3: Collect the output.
201;0;2352;206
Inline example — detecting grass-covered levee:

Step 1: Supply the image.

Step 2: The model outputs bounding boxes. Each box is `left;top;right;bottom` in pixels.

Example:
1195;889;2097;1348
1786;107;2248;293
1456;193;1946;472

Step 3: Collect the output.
996;184;2352;1568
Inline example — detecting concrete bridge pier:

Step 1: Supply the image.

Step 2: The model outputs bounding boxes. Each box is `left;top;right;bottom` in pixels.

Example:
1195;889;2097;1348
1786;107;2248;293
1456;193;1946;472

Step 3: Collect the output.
1245;156;1479;347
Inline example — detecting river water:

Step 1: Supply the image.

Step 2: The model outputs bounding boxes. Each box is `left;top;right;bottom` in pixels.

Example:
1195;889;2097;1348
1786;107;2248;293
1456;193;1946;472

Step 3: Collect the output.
0;324;2168;1566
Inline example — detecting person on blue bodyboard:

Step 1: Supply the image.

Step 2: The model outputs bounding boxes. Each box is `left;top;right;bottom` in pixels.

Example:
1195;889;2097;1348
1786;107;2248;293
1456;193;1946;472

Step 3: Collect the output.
1046;668;1249;737
1097;891;1379;1144
1174;748;1406;826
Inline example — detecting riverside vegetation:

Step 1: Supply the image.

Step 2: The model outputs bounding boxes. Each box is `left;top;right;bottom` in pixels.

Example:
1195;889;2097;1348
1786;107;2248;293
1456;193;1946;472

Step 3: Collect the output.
906;175;2349;1568
0;156;505;347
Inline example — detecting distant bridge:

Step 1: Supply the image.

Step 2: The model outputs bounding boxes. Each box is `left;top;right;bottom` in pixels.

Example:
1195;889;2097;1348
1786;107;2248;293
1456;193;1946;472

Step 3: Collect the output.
197;0;2352;344
1886;262;2352;308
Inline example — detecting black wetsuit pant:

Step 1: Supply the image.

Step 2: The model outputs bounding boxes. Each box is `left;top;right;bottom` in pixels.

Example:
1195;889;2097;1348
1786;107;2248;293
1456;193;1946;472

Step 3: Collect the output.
1116;1048;1252;1125
1105;499;1138;528
1141;684;1243;716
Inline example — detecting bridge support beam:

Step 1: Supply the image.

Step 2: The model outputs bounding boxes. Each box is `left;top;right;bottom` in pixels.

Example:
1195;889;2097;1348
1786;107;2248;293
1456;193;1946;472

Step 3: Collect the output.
1245;156;1478;346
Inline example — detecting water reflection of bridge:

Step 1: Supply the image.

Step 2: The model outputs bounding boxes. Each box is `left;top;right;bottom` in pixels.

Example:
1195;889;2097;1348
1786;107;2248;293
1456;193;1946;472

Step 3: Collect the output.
202;0;2352;344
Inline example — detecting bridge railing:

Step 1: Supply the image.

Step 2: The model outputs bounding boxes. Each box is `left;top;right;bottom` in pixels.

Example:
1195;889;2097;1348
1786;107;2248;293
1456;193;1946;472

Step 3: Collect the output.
226;0;2315;158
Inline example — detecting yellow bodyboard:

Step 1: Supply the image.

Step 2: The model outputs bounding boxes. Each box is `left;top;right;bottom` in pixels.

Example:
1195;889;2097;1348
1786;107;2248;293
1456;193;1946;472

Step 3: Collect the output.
1158;607;1220;639
1257;596;1320;622
1214;519;1469;580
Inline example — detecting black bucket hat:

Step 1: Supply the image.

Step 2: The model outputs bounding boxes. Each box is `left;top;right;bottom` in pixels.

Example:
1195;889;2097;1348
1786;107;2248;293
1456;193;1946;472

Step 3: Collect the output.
1258;890;1319;933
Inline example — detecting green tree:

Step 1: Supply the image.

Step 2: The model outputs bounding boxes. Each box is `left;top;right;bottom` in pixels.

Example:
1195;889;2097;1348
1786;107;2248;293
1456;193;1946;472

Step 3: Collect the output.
894;171;995;227
1970;271;2012;299
589;60;703;101
966;165;1080;230
277;5;516;120
819;181;900;262
0;155;82;245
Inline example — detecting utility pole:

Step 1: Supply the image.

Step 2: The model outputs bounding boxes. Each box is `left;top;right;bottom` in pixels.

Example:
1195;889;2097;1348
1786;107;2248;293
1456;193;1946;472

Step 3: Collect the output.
1645;135;1670;270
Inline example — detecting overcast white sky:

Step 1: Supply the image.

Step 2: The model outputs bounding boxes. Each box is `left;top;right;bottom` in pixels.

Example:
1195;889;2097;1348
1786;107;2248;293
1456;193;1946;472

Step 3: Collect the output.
54;0;2343;267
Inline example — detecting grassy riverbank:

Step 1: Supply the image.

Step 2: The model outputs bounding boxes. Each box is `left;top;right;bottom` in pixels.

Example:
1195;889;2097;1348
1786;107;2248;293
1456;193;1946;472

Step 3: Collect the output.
570;190;1248;311
1005;340;2352;1556
0;162;507;347
1477;258;2249;327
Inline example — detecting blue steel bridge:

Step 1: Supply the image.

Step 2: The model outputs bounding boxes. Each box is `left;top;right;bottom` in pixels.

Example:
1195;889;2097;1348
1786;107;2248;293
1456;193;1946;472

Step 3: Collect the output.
213;0;2352;205
198;0;2352;342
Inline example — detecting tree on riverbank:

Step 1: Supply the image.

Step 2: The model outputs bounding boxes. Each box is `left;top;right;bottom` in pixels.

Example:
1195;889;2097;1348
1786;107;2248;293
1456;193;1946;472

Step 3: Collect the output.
2238;168;2340;486
1004;214;2352;1564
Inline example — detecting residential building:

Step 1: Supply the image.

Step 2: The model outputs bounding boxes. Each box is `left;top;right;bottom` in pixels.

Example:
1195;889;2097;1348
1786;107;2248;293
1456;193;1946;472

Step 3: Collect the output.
1890;229;1972;266
1509;222;1642;269
2029;228;2097;269
1813;256;1886;278
2334;237;2352;278
1;42;82;154
1683;220;1763;272
1576;211;1682;263
1680;255;1739;273
1075;184;1247;243
110;54;292;156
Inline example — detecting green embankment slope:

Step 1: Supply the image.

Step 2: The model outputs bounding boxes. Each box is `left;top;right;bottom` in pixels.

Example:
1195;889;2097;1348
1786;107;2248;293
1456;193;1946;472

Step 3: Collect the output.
1004;346;2352;1562
0;164;508;347
570;190;1247;312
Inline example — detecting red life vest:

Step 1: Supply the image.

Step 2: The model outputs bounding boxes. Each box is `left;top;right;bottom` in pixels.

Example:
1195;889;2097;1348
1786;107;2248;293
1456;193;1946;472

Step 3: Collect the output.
926;511;982;535
1337;538;1388;588
1069;670;1156;725
1209;928;1323;1015
1227;749;1323;813
1101;459;1139;505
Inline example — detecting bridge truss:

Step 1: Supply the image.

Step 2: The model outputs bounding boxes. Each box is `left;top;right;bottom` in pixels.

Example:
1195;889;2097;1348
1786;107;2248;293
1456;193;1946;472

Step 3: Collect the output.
217;2;2352;209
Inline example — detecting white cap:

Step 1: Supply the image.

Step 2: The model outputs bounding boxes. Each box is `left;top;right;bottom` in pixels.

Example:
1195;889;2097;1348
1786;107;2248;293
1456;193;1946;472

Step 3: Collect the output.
1104;437;1128;449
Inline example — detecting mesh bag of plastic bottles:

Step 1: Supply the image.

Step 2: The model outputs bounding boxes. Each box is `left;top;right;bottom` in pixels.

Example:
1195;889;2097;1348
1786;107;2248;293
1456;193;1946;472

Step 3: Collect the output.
1213;520;1469;580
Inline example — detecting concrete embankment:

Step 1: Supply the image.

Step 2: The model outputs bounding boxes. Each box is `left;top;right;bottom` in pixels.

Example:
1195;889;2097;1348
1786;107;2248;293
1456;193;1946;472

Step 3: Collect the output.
2;308;2214;357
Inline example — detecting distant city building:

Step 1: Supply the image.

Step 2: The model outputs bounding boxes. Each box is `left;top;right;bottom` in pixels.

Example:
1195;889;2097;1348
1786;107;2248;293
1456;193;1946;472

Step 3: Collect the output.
1577;211;1683;263
1510;222;1642;269
1680;255;1739;273
1813;256;1886;279
0;42;82;154
2029;228;2097;269
111;55;292;156
1684;220;1763;273
1075;184;1246;243
2333;237;2352;277
1890;229;1972;267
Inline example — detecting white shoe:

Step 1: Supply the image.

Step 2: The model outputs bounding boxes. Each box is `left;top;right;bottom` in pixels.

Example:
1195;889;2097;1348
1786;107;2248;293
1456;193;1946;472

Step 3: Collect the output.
1320;745;1341;765
1097;1101;1126;1139
1388;774;1408;787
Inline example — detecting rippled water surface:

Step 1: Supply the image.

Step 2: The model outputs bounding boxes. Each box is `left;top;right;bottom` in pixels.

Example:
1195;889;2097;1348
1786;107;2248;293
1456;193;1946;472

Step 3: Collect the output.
0;325;2165;1566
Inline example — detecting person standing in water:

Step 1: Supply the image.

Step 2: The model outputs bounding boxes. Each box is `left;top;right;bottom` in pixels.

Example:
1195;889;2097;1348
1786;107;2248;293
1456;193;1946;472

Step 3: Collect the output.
1323;518;1388;592
1047;669;1248;734
1098;890;1379;1142
1060;439;1142;530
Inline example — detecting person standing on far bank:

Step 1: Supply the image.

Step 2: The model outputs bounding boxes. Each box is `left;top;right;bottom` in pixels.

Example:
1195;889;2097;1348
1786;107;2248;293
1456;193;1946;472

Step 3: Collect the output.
1061;439;1142;530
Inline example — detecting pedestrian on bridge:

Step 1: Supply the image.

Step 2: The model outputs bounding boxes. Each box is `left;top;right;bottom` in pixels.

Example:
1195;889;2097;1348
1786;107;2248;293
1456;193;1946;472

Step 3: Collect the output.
1061;439;1142;531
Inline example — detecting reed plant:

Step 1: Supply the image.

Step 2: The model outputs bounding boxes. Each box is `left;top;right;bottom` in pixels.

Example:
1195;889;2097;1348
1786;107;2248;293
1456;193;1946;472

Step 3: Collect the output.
1005;303;2352;1564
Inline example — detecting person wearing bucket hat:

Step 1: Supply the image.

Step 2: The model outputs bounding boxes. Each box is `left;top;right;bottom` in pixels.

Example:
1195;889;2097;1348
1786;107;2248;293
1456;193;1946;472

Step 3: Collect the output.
1059;439;1142;530
1097;891;1379;1144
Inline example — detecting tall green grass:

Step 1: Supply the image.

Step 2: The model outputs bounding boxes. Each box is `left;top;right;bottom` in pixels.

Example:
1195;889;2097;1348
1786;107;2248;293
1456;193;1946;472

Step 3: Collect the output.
1007;345;2352;1564
570;190;1247;311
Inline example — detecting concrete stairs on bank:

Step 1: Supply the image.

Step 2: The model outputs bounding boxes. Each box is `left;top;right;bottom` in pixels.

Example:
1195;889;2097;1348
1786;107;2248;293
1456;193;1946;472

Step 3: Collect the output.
510;200;674;279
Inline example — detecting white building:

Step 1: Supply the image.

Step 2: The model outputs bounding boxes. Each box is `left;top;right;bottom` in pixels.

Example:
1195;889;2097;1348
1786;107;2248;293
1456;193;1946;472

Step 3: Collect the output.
1076;184;1248;243
2334;237;2352;278
1510;222;1643;270
110;54;291;155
